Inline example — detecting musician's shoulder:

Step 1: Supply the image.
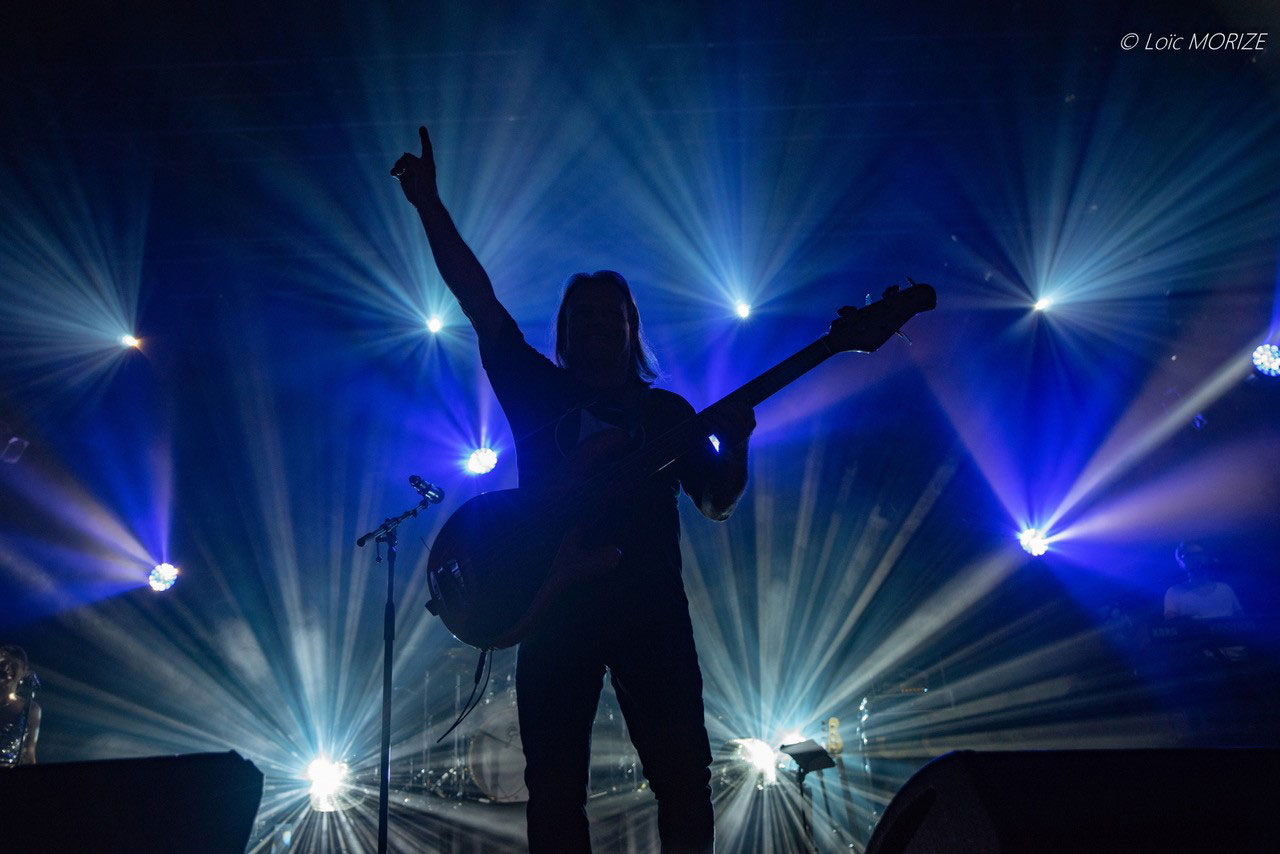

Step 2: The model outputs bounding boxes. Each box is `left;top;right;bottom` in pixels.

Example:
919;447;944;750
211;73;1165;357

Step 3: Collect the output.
646;386;694;409
642;387;698;425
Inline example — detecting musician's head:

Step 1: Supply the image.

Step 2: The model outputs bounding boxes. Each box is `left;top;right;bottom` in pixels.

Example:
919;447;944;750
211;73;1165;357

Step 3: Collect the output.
555;270;658;386
1175;540;1210;582
0;645;28;694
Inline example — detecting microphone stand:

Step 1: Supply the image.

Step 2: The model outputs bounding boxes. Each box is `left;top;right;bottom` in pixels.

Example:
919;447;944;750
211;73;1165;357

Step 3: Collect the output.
357;495;437;854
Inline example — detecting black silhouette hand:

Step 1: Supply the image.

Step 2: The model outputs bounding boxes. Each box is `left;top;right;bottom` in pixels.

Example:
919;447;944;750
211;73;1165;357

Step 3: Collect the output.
391;125;439;207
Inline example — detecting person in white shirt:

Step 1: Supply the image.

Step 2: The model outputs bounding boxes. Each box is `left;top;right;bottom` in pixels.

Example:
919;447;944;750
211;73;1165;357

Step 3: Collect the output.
1163;541;1242;620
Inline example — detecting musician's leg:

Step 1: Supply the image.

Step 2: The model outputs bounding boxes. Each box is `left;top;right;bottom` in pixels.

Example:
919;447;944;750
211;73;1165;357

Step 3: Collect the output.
517;627;606;854
609;612;714;854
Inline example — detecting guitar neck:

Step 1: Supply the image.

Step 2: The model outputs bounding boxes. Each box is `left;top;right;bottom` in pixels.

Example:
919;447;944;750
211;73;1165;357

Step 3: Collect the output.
558;282;934;528
713;337;837;411
605;335;840;489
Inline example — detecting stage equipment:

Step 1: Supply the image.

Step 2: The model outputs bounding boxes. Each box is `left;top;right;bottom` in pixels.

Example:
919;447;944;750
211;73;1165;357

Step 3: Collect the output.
1;423;27;463
1;437;27;463
1017;528;1048;556
409;475;445;503
356;474;447;854
12;672;39;704
427;316;443;333
120;333;141;348
149;562;179;591
781;738;836;853
0;751;262;852
426;283;937;650
307;756;360;812
1033;296;1053;311
1149;615;1259;646
735;301;751;318
866;748;1280;853
590;687;642;796
466;448;498;475
826;716;859;849
465;665;526;803
414;658;641;802
1252;343;1279;377
727;737;783;786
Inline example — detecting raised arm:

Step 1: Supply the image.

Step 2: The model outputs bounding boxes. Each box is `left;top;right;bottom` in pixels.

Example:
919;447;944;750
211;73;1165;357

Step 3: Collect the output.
392;125;507;341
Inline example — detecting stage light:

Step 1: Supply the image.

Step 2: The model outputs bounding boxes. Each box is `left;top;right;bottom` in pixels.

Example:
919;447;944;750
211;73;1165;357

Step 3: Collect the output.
1252;343;1280;377
728;737;780;786
778;730;805;747
735;302;751;319
427;316;443;333
466;447;498;475
307;757;350;812
1017;528;1049;556
1;436;28;464
148;562;179;591
120;334;141;348
1033;296;1054;312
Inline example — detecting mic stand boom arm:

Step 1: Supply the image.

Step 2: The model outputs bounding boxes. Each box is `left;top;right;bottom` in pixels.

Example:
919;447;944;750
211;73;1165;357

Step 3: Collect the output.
356;496;431;547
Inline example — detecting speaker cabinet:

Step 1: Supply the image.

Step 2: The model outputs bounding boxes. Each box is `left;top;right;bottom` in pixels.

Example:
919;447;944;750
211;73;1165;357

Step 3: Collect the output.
867;749;1280;853
0;751;263;852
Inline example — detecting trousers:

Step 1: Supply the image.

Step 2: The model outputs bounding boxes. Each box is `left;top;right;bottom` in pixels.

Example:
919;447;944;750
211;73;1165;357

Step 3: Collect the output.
517;602;714;853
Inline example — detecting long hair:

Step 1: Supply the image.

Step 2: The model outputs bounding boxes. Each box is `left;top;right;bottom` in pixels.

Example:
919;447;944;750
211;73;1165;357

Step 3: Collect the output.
553;270;660;383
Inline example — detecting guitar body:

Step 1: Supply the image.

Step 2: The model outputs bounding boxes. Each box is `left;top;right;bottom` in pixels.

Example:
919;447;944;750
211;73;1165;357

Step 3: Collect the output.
426;488;567;649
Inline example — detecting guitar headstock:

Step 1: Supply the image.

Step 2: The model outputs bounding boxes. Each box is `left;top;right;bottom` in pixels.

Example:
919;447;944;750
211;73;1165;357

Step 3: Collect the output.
826;281;936;354
825;716;843;756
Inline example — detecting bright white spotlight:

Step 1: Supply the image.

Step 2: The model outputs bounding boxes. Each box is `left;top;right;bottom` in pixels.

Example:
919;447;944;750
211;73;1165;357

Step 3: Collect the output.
735;302;751;319
120;334;141;348
148;562;179;591
466;447;498;475
1252;343;1280;377
1033;296;1054;312
1018;528;1049;557
778;730;805;747
307;757;350;812
729;738;780;786
427;316;444;333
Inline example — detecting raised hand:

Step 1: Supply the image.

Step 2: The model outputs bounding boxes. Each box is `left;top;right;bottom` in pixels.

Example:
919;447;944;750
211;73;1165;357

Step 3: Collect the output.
391;125;439;207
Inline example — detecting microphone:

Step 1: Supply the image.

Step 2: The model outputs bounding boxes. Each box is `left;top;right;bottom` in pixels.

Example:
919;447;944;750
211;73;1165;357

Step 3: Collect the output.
409;475;445;504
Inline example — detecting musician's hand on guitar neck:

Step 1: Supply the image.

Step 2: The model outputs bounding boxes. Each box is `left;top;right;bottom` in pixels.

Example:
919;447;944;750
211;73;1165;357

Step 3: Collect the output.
703;399;756;454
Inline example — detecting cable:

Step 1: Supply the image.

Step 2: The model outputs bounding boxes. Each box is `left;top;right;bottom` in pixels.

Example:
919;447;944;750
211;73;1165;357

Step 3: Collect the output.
435;648;491;744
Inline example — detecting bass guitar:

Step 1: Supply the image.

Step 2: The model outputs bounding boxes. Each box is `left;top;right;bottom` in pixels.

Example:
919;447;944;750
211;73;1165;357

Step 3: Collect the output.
426;282;936;649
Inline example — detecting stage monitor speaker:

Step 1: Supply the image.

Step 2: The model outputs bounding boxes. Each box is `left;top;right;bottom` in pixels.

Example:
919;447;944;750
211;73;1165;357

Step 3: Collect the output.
867;748;1280;854
0;750;263;853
